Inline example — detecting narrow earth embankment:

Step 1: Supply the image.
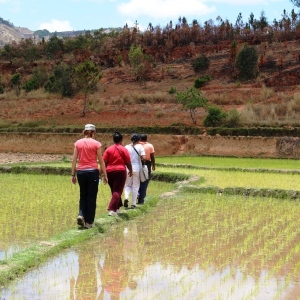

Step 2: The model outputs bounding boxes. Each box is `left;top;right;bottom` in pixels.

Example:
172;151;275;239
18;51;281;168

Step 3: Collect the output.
1;133;300;158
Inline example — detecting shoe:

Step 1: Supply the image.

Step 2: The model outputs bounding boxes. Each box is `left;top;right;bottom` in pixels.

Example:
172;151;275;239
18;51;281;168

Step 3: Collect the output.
77;215;84;226
130;205;136;209
108;211;118;217
84;222;94;229
124;199;129;208
116;209;121;214
137;201;144;205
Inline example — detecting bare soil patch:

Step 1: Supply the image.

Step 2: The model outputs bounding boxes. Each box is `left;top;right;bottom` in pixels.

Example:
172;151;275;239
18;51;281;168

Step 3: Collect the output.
0;153;71;164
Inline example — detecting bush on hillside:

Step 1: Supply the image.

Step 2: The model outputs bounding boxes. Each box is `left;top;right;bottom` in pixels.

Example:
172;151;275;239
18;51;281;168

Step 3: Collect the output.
192;54;210;74
236;45;258;80
194;75;211;88
204;106;226;127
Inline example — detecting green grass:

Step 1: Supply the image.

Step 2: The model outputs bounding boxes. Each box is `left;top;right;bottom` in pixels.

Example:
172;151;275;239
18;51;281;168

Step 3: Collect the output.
156;156;300;170
158;166;300;190
5;155;300;171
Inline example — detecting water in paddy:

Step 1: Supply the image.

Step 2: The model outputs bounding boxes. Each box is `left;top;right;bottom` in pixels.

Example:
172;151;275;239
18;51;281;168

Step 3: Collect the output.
2;194;300;299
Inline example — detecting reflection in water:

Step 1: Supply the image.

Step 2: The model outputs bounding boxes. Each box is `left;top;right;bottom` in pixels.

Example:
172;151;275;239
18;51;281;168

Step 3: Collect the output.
0;244;22;261
2;194;300;299
0;251;78;299
70;245;101;300
100;222;139;299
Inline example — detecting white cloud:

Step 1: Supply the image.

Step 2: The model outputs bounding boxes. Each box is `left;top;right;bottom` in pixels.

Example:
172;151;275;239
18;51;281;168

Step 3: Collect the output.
117;0;290;21
39;19;73;32
118;0;216;20
212;0;269;4
124;19;146;31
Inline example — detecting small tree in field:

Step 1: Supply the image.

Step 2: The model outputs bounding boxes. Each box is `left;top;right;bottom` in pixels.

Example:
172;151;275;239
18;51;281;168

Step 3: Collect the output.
128;44;152;84
11;73;22;96
74;60;102;116
235;44;258;80
176;87;208;124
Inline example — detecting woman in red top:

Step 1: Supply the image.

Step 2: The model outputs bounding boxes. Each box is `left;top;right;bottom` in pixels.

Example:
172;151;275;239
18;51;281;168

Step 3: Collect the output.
103;132;132;216
71;124;108;228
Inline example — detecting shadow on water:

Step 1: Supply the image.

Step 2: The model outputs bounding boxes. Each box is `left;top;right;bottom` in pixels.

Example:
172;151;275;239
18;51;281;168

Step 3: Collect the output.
2;195;300;299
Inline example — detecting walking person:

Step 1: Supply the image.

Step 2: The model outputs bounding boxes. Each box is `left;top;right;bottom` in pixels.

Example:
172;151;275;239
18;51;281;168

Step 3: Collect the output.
103;132;133;217
124;133;146;209
138;134;155;204
71;124;108;229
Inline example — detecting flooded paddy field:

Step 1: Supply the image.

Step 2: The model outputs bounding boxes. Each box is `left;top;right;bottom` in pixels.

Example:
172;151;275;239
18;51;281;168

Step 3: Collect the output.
0;173;173;260
2;193;300;300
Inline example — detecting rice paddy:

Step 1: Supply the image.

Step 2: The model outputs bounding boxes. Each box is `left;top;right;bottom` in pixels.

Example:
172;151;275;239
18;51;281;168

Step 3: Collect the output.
0;173;173;260
1;155;300;299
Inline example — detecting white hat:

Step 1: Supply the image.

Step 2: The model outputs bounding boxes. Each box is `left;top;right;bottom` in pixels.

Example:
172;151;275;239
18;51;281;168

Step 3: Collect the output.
84;124;96;131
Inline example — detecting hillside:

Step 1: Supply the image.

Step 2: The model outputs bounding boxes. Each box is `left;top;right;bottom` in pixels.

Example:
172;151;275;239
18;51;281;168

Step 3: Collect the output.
1;38;300;129
0;23;34;45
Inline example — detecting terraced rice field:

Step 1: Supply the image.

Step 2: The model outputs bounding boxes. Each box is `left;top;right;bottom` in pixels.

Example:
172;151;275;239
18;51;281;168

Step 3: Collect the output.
1;156;300;299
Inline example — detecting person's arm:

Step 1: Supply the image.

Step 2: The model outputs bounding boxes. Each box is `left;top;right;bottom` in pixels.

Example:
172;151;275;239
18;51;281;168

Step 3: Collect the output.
126;161;133;177
97;147;108;184
123;147;133;177
71;147;78;184
150;153;155;171
139;144;146;161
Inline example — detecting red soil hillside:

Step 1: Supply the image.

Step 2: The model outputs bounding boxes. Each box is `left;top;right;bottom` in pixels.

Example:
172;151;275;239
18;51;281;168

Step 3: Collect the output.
1;40;300;128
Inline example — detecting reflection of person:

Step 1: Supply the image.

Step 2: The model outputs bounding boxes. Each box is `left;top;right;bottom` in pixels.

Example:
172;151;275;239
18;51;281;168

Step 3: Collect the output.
70;246;100;300
71;124;108;229
124;133;146;209
138;134;155;204
103;132;133;217
100;223;139;299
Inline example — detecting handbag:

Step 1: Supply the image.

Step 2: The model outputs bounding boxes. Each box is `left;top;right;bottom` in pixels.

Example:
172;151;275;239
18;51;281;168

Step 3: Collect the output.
132;146;149;182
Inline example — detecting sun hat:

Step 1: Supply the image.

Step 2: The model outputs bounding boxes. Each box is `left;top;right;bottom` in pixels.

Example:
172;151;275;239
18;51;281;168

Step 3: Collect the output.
84;124;96;131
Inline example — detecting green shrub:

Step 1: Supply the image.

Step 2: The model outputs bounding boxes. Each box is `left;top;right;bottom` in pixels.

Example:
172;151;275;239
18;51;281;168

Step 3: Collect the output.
44;63;75;97
192;54;210;74
10;73;22;96
24;77;39;92
236;44;258;80
168;86;177;94
204;105;226;127
194;75;211;88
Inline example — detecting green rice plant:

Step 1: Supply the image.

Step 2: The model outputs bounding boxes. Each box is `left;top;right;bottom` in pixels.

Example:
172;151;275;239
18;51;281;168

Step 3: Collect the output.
158;166;300;191
156;156;300;170
3;155;300;298
0;173;173;259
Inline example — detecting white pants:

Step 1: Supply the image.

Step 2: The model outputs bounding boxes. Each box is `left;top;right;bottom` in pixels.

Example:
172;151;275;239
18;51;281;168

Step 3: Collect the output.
124;171;140;206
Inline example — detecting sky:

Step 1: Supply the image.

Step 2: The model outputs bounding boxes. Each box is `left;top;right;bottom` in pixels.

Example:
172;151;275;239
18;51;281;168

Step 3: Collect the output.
0;0;298;33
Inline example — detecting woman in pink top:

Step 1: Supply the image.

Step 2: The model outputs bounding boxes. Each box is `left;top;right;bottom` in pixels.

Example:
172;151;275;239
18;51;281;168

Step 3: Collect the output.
71;124;108;229
103;132;132;216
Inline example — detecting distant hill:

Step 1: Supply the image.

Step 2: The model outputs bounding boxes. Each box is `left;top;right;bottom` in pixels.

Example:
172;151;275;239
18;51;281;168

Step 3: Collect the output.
0;22;34;45
0;16;120;46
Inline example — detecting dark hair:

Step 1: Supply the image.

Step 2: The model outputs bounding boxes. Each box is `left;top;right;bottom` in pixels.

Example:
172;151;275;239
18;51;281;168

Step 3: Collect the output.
140;134;147;142
113;132;123;143
131;133;140;143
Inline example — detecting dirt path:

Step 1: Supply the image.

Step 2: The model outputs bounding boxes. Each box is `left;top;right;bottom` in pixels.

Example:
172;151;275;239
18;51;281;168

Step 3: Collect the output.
0;153;71;164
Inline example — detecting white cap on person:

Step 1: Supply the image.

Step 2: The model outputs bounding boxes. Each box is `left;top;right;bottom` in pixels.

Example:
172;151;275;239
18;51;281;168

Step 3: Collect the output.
84;124;96;131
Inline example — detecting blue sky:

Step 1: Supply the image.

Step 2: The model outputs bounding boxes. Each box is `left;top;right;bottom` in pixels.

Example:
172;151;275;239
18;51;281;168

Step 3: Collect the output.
0;0;298;32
